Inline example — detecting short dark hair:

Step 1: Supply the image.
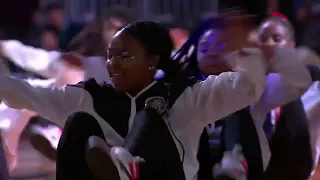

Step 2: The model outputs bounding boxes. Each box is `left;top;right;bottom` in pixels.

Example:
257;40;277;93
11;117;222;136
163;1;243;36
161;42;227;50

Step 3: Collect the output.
259;17;295;41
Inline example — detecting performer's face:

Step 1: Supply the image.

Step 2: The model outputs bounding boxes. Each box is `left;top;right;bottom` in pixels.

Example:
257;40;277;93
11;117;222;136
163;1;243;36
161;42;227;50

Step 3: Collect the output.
197;29;230;75
106;30;159;93
258;21;295;49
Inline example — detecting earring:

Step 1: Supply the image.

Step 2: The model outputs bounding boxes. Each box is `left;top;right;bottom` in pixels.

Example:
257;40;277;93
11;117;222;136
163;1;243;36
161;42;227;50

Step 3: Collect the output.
148;66;155;71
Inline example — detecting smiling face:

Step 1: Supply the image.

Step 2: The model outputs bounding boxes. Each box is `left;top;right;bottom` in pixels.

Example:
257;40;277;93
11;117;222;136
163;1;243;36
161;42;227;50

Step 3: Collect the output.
196;29;231;75
106;30;158;94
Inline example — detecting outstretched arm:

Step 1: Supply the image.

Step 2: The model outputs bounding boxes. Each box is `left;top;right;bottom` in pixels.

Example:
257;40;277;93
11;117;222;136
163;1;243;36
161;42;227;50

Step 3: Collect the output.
0;76;93;127
0;77;124;147
252;47;312;115
172;48;267;127
0;40;62;78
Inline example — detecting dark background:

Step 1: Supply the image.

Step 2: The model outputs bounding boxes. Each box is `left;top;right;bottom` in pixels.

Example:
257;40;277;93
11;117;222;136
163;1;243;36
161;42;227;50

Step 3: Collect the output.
0;0;39;39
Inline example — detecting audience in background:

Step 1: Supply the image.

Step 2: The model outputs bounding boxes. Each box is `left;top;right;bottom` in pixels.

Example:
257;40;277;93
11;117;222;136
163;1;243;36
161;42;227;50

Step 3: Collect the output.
101;5;139;45
40;26;60;51
45;3;84;50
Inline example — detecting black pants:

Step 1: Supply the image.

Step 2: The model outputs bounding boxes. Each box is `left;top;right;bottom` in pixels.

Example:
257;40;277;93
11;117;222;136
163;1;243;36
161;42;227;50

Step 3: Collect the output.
221;101;313;180
264;100;313;180
56;108;185;180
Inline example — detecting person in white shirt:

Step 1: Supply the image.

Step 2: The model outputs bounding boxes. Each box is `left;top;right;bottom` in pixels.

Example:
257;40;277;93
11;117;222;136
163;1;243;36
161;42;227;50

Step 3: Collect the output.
174;16;315;180
0;21;110;163
252;15;320;179
209;14;320;180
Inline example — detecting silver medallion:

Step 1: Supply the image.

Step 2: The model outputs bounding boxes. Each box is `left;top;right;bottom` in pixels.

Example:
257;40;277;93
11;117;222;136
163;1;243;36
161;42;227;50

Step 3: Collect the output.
144;96;167;114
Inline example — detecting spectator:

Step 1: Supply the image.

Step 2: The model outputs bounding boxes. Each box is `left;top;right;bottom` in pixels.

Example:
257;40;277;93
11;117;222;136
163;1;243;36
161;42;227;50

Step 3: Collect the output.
67;5;139;57
22;10;43;48
66;20;105;57
40;26;60;51
45;3;84;50
101;5;139;45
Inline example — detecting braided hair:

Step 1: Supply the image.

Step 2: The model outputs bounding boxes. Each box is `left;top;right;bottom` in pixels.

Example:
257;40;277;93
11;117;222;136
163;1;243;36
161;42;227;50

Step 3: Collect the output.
120;21;180;81
172;17;226;75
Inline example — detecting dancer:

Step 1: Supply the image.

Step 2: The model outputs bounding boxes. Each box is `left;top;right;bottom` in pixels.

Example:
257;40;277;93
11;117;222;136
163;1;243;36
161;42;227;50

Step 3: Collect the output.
251;14;317;179
255;14;320;177
53;20;310;180
174;15;314;180
56;20;262;180
216;14;317;180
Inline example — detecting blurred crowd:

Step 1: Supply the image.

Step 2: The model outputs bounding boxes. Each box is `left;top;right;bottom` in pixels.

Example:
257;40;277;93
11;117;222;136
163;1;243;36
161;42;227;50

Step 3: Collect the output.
0;0;318;58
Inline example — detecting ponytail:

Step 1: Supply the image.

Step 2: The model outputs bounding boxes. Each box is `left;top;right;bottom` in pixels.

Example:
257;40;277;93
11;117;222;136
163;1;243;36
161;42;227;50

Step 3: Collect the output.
157;57;181;81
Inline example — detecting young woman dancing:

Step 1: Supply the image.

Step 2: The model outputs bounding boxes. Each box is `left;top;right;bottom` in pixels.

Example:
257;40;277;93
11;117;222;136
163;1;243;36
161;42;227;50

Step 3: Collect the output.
57;20;311;180
216;14;318;179
173;15;314;180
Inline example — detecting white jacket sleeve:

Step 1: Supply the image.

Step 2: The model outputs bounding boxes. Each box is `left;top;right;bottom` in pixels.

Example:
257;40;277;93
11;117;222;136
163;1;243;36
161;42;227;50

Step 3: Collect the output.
301;81;320;169
173;48;267;125
252;47;312;113
1;40;63;78
0;76;93;127
0;103;34;129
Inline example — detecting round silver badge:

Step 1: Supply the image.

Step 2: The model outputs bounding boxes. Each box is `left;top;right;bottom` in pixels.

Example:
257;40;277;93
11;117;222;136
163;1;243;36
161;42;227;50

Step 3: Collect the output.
144;96;167;114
